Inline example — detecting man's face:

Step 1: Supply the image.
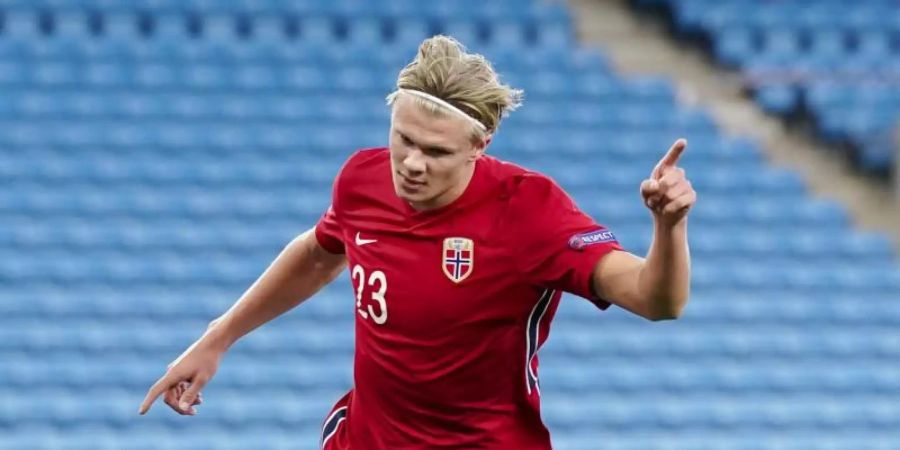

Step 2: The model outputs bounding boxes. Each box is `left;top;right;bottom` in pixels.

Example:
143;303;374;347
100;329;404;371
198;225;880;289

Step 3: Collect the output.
388;95;485;211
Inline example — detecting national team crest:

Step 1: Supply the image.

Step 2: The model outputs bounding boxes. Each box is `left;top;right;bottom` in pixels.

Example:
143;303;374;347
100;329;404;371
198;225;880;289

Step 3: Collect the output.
442;237;474;283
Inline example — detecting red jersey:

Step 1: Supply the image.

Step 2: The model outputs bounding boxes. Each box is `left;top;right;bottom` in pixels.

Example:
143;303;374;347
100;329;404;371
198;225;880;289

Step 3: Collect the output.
315;148;623;449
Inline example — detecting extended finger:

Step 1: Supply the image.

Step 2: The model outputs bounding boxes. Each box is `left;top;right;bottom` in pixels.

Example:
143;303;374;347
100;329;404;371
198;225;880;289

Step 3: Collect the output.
652;139;687;179
139;375;175;415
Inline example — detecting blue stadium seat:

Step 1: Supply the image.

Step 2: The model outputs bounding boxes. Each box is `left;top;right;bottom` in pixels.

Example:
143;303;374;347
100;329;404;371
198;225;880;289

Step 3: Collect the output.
346;17;383;46
152;13;190;41
103;11;140;40
854;30;892;59
713;28;756;66
4;10;41;39
763;28;802;58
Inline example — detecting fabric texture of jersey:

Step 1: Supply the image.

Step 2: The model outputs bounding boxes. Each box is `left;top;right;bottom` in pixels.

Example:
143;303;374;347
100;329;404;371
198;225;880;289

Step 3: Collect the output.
315;148;623;449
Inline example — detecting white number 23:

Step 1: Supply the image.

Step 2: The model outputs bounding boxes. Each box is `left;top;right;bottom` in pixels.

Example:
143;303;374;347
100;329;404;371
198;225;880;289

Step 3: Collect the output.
351;264;388;325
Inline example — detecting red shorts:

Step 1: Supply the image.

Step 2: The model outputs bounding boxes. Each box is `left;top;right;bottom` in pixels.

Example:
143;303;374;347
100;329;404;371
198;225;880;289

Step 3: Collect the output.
320;390;352;450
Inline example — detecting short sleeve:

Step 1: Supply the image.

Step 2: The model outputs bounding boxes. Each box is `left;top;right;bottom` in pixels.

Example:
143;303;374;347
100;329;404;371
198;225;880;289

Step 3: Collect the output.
508;173;624;309
315;204;345;254
314;161;347;255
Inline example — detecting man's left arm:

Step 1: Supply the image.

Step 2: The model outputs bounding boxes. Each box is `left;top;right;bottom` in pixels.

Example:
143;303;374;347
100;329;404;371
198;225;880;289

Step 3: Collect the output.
591;139;695;321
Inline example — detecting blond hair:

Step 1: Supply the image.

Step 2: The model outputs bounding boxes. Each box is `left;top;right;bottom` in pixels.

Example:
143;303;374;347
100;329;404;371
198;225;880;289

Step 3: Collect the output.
386;35;524;141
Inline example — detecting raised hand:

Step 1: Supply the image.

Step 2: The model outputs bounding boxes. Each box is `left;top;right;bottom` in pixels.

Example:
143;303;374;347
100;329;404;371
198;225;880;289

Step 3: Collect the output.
639;139;696;227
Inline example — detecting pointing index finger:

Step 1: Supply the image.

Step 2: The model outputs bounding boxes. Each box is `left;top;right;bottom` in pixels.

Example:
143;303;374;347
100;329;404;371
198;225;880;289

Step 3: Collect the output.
139;376;173;415
653;138;687;178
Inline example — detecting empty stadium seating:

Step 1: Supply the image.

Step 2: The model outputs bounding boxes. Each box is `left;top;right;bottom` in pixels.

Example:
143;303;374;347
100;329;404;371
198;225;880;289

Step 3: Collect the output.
1;0;898;449
641;0;900;173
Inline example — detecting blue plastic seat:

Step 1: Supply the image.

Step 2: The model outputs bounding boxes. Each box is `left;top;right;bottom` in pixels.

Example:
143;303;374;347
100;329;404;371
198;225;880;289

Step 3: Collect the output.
490;21;529;49
535;22;572;49
844;4;892;31
796;2;844;29
762;28;801;58
346;17;383;46
441;20;483;48
201;13;239;43
102;12;141;40
298;16;334;45
853;29;892;58
181;64;229;90
152;13;191;41
713;28;756;66
54;11;95;39
4;10;42;39
755;83;799;114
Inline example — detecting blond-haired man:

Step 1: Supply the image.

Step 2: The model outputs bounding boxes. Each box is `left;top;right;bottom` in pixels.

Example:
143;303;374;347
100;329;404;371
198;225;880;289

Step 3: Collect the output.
140;36;696;449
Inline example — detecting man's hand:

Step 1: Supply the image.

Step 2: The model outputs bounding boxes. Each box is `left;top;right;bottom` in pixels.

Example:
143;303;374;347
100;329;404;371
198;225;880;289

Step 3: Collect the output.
640;139;696;227
138;338;223;416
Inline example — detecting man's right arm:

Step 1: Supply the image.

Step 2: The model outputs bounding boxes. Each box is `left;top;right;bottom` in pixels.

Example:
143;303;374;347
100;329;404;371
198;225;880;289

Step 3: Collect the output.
139;227;346;415
204;227;347;352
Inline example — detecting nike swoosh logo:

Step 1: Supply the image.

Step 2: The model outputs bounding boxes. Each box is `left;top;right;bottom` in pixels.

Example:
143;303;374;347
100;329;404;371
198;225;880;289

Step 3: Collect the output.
355;232;377;246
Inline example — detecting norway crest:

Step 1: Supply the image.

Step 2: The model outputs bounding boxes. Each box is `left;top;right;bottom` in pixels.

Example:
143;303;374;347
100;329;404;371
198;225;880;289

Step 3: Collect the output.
442;237;474;283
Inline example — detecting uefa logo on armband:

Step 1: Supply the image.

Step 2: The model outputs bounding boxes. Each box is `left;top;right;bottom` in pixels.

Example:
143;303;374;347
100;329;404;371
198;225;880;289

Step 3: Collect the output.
442;237;474;283
568;229;616;251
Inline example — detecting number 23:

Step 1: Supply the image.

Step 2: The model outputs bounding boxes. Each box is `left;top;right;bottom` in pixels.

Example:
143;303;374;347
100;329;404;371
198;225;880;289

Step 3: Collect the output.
352;264;388;325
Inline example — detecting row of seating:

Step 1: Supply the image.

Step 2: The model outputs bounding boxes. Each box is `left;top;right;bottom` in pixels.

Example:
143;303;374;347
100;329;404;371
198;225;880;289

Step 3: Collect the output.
1;224;887;259
5;292;900;328
0;13;574;50
0;242;886;268
1;151;765;183
0;182;809;212
669;0;900;32
0;68;661;96
0;99;687;121
543;398;900;431
0;129;726;156
0;430;330;450
2;388;899;427
0;196;846;224
0;84;673;108
6;263;895;288
7;318;900;354
0;41;611;72
0;0;572;20
4;292;898;322
1;434;895;450
0;139;756;166
1;431;896;450
651;0;900;173
712;29;900;69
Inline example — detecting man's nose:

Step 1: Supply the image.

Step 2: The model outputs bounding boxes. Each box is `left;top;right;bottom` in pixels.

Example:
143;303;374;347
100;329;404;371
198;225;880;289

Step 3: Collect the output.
403;149;426;174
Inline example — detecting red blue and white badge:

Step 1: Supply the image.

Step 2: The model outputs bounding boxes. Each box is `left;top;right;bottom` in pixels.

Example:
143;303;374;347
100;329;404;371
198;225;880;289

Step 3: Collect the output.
442;237;474;283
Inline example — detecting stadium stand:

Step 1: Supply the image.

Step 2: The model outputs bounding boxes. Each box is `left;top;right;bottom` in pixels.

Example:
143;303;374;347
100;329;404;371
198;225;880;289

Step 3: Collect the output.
638;0;900;174
0;0;898;448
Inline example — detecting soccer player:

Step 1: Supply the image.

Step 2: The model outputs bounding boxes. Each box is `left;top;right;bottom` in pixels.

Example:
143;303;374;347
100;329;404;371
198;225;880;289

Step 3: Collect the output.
139;35;696;449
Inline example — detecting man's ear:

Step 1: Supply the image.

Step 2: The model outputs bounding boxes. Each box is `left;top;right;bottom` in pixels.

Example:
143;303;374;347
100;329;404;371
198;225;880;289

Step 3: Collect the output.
470;134;492;161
